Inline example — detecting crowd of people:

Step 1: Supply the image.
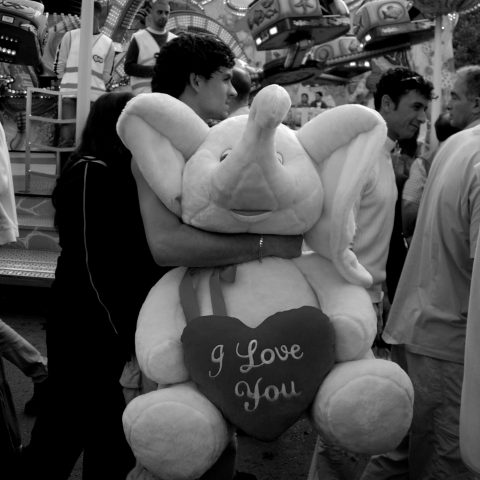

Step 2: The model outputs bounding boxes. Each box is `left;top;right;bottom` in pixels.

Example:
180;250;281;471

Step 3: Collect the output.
1;1;480;479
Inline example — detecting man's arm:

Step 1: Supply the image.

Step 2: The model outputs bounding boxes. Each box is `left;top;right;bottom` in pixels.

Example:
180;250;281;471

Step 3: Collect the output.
103;41;115;85
54;31;71;79
401;158;427;241
401;200;419;242
132;162;303;267
124;37;154;78
469;154;480;259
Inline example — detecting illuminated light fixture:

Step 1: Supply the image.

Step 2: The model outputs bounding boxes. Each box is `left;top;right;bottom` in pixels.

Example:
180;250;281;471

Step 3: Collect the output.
247;0;350;53
353;0;435;51
224;0;250;16
349;61;356;66
256;37;262;46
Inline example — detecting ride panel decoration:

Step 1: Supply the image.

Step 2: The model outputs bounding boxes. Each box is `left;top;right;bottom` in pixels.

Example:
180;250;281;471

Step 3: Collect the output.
0;0;45;66
353;0;435;51
246;0;350;51
309;35;371;78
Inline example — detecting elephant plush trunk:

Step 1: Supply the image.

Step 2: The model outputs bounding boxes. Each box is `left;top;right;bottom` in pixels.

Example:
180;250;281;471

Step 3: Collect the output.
212;85;294;210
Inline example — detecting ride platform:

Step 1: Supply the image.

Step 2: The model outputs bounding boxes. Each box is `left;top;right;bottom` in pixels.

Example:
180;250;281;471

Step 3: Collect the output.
0;151;59;287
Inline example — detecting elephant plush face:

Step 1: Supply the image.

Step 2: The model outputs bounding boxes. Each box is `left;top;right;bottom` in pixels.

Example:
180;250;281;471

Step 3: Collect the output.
117;83;388;287
181;112;324;234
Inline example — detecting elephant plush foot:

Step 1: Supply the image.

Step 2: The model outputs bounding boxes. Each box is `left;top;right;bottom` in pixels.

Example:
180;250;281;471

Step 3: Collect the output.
123;382;230;480
311;358;414;455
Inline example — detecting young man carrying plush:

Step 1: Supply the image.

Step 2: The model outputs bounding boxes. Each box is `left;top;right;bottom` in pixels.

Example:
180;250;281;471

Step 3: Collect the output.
127;32;302;480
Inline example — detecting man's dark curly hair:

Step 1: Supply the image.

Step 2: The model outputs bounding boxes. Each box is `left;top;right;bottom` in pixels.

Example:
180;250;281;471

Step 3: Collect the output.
151;32;236;98
373;67;435;111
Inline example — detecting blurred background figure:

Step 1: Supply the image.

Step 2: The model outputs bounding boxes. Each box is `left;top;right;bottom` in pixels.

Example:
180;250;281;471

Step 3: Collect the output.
124;0;177;95
54;1;114;151
1;120;47;477
297;92;310;107
228;66;251;117
310;90;327;108
20;92;162;480
402;112;461;242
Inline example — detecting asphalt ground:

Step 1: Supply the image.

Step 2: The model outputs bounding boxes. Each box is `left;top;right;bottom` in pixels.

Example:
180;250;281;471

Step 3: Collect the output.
1;285;368;480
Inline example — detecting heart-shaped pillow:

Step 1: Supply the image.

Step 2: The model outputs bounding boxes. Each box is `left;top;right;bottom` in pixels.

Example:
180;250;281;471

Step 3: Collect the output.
181;306;335;441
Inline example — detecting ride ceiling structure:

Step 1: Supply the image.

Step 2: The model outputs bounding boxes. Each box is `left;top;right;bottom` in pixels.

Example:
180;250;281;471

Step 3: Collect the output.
1;0;475;107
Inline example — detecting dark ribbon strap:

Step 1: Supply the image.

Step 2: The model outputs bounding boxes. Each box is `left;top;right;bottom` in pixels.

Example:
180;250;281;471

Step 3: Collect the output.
179;269;201;323
179;266;238;322
209;269;228;317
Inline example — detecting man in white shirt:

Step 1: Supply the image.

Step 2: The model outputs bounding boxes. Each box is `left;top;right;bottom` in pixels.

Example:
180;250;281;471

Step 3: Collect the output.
54;1;114;149
362;65;480;480
356;68;433;313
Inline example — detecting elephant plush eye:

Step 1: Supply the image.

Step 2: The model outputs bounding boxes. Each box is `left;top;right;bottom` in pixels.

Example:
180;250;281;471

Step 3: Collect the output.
276;153;284;165
220;150;232;162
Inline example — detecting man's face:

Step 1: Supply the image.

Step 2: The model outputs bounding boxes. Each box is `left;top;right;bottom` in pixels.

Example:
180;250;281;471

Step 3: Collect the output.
150;2;170;30
383;90;429;141
197;67;236;121
447;77;475;130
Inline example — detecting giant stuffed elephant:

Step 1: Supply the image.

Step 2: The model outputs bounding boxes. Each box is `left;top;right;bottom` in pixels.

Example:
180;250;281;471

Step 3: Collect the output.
116;84;413;480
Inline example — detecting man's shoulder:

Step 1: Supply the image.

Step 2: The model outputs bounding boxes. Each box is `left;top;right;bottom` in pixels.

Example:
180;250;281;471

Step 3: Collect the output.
62;29;75;40
100;32;113;43
440;127;480;160
132;29;147;39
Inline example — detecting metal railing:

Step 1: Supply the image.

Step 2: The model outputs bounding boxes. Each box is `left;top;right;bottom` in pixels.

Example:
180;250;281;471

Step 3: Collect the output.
24;88;75;192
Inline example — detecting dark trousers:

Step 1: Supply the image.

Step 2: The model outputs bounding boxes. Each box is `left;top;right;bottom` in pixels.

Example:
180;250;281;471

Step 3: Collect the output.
21;307;135;480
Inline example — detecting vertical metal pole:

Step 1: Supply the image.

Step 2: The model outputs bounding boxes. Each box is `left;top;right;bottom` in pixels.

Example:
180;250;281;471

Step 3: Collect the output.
429;15;443;153
76;0;94;144
25;88;33;192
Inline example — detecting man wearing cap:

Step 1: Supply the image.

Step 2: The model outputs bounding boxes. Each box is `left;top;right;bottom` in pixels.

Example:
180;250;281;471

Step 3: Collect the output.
124;0;177;95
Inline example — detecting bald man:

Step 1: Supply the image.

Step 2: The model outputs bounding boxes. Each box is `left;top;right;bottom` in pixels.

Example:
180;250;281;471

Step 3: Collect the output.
124;0;177;95
228;66;252;117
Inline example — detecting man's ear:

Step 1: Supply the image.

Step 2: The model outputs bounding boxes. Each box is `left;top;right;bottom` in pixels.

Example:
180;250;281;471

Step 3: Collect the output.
189;72;201;93
380;94;395;113
472;95;480;116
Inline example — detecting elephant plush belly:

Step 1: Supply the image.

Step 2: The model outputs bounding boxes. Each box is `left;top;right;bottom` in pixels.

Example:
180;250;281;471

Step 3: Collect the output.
194;257;320;326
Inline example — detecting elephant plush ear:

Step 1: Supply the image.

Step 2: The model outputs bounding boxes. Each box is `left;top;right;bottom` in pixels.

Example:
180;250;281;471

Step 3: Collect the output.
117;93;209;216
297;105;387;287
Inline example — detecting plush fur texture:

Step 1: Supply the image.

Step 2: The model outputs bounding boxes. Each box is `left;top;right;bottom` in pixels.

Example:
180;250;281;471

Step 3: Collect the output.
117;84;414;480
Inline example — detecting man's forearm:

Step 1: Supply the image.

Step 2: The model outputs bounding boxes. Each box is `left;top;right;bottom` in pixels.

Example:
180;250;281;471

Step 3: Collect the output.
148;223;301;268
134;161;302;268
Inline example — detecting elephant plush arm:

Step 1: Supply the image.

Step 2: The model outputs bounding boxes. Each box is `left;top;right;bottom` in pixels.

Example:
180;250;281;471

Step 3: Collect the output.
133;162;303;267
294;253;376;361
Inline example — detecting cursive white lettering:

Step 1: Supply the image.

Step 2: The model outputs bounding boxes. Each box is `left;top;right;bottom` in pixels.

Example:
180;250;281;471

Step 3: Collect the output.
209;344;224;378
234;377;301;412
236;340;304;374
